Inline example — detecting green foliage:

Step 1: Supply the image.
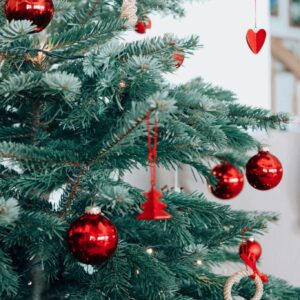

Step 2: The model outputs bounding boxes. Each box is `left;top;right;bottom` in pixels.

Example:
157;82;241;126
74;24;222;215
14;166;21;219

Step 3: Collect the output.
0;0;298;299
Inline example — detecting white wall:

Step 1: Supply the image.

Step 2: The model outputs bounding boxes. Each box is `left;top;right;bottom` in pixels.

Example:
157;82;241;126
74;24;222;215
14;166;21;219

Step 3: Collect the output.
125;0;300;287
125;0;271;108
151;0;271;109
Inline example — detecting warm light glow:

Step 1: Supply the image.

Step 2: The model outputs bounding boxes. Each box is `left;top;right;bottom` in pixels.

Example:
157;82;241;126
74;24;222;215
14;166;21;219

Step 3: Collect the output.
146;248;154;255
196;259;203;266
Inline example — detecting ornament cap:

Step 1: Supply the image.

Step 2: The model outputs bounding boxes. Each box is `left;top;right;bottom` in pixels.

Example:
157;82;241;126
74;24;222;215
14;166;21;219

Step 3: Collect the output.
248;236;255;242
85;206;102;215
259;145;270;152
119;80;127;89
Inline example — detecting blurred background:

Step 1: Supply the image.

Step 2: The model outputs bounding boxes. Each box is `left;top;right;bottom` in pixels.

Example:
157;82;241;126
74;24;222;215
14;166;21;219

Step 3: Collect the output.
124;0;300;286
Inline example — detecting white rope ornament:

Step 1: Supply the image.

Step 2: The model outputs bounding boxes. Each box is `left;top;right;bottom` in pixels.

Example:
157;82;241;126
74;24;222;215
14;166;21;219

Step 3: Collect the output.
121;0;138;27
224;269;264;300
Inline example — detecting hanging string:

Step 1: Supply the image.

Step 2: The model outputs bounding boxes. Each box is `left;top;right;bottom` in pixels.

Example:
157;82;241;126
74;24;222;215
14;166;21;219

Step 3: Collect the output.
174;165;180;192
137;114;172;220
146;113;158;188
254;0;257;29
121;0;138;27
241;228;249;271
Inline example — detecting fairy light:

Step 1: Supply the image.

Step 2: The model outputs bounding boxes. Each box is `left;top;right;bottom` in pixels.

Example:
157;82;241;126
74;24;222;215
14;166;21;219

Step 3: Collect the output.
146;247;154;255
196;259;203;266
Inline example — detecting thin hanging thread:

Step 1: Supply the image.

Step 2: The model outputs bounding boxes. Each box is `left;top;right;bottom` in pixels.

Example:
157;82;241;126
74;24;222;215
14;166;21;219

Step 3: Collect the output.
242;228;249;271
174;165;179;192
146;113;158;188
254;0;257;28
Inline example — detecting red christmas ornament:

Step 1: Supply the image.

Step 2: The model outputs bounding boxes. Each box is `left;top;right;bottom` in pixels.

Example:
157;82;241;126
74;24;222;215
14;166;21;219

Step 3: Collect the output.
138;187;171;220
144;16;152;29
5;0;54;33
246;29;267;54
246;146;283;191
173;51;185;68
209;163;244;200
239;237;268;283
138;114;172;220
239;239;262;262
135;16;151;34
67;207;118;265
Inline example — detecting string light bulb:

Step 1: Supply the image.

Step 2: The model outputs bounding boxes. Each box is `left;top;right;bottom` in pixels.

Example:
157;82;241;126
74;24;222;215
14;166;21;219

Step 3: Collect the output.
146;247;154;255
196;259;203;266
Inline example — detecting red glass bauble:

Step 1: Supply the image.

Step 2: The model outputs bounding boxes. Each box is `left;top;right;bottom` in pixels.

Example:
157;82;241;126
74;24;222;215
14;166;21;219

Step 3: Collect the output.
246;147;283;191
239;239;262;262
135;17;151;34
173;51;185;68
5;0;54;32
135;20;146;34
67;207;118;265
209;163;244;200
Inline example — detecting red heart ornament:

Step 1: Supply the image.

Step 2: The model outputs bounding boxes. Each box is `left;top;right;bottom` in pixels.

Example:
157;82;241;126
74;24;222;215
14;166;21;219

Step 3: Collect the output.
246;29;267;54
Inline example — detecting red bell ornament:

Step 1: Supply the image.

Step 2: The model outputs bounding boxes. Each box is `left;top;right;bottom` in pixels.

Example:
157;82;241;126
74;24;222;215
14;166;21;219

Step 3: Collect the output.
5;0;54;32
173;51;185;68
246;146;283;191
209;163;244;200
67;207;118;265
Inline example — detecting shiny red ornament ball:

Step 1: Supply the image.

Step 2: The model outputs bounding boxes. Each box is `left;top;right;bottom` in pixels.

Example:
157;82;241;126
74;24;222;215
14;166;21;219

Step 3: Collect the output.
246;147;283;191
209;163;244;200
173;51;185;68
67;207;118;265
5;0;54;32
135;16;151;34
239;239;262;262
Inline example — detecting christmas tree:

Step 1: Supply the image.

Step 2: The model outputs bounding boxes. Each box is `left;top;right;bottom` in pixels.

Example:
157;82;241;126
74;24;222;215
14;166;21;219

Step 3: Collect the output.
0;0;299;299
